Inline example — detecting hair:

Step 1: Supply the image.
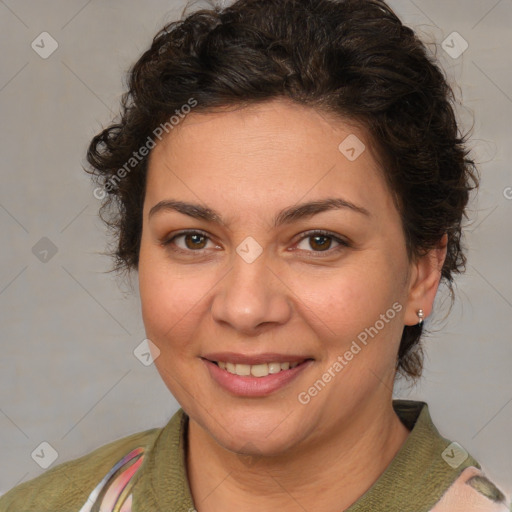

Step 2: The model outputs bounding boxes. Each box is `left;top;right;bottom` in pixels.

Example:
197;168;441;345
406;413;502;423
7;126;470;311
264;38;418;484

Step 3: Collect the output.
85;0;479;380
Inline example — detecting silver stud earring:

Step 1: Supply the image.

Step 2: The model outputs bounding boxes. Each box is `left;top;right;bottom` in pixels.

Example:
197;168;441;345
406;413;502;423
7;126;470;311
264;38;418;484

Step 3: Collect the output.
417;309;424;326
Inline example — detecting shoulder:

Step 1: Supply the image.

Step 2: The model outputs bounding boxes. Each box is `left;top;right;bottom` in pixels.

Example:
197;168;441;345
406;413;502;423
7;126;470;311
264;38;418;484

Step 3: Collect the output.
431;466;511;512
0;427;161;512
391;400;510;512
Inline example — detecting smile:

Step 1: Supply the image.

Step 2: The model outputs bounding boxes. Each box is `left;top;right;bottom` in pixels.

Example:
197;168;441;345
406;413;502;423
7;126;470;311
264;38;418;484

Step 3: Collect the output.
202;356;314;397
214;361;302;377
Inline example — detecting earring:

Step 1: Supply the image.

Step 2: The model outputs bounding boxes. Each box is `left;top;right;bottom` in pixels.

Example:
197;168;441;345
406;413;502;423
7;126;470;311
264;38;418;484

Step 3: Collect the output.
417;309;424;326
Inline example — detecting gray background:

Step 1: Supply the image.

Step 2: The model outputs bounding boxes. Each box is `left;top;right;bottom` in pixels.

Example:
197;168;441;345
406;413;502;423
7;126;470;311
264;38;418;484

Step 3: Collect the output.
1;0;511;499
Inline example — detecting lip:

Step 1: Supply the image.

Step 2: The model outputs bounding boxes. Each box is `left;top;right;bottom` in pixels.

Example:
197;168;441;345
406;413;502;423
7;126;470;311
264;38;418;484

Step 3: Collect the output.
202;357;314;397
202;352;311;365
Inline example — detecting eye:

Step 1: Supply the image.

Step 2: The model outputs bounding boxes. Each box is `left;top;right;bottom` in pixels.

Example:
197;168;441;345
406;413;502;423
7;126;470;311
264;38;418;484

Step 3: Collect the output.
161;229;350;257
294;230;349;256
161;230;219;255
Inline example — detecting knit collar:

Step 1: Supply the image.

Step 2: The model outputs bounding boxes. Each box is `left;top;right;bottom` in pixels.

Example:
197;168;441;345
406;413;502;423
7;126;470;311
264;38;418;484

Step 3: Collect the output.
134;400;479;511
346;400;479;511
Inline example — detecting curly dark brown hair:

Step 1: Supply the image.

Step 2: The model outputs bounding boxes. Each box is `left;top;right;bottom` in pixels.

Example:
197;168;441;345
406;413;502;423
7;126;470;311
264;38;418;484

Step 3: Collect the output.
85;0;479;380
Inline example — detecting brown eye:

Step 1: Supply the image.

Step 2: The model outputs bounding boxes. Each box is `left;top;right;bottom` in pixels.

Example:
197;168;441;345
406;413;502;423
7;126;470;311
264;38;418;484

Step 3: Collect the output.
308;235;333;251
182;233;208;250
162;230;215;253
295;230;349;256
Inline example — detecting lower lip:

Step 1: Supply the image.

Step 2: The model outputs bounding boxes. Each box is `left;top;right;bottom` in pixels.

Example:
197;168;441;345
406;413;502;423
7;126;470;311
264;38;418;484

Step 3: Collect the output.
203;359;313;397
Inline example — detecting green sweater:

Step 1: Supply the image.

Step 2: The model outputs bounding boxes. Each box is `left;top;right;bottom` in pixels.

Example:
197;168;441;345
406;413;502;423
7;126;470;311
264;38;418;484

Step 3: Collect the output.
0;400;509;511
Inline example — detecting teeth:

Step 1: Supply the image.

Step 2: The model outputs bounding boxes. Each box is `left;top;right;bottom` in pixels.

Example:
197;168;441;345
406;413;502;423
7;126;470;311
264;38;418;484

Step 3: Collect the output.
250;364;268;377
216;361;303;377
268;362;281;374
235;364;251;376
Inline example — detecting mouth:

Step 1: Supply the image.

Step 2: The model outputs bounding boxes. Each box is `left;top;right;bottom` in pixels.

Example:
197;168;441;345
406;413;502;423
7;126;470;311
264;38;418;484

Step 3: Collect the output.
210;360;307;377
201;354;314;397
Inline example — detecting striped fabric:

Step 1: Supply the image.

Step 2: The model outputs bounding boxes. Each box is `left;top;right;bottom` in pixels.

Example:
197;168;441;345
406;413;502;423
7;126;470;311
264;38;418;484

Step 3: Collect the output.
77;443;511;512
78;447;145;512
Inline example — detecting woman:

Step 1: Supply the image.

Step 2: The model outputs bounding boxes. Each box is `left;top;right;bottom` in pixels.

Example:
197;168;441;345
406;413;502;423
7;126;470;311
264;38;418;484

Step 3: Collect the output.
1;0;509;510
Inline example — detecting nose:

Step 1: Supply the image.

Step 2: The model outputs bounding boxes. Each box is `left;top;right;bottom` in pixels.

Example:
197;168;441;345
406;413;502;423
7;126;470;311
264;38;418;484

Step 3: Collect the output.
210;251;292;335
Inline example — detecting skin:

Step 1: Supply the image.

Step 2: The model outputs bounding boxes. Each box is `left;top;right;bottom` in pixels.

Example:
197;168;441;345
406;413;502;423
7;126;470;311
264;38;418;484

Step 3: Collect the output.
138;98;448;512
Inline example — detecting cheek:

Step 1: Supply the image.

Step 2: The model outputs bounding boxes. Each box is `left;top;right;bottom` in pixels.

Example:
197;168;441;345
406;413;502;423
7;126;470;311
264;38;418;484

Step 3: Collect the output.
288;258;407;363
138;257;211;351
299;263;400;324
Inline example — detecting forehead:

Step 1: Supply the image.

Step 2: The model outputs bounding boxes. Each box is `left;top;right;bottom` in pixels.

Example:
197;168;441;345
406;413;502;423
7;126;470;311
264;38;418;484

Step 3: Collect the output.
144;99;393;221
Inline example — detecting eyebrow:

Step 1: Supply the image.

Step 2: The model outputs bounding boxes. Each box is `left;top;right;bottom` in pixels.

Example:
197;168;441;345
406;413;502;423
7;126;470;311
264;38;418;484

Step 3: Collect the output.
148;197;371;228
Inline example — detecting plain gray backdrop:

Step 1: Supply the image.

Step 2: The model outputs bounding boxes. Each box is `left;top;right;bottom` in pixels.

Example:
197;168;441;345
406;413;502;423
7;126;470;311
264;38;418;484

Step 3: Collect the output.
1;0;511;499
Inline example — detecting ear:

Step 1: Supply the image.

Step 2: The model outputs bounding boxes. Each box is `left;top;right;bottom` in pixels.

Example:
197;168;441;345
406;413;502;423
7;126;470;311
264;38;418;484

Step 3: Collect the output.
403;233;448;326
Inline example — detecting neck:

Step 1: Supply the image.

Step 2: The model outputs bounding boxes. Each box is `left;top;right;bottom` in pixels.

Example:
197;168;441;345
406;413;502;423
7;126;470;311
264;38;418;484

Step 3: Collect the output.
186;397;410;512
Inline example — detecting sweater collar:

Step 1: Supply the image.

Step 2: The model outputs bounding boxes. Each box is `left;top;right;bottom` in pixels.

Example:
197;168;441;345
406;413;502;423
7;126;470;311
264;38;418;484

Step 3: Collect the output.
346;400;479;511
139;400;478;511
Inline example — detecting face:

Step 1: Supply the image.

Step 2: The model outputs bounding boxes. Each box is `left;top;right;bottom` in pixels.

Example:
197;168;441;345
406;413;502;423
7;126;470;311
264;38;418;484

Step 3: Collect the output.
138;99;421;456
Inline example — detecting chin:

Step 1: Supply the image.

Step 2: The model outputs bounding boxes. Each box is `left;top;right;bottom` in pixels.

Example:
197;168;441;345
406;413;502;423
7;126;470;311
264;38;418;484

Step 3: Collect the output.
198;406;312;458
219;428;301;458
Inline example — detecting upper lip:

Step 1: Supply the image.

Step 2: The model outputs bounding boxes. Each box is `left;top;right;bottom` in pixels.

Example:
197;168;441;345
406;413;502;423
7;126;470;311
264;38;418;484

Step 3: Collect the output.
202;352;313;365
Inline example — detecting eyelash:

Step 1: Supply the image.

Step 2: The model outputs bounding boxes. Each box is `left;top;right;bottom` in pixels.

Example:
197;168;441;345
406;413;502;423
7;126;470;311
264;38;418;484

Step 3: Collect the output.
161;229;350;258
